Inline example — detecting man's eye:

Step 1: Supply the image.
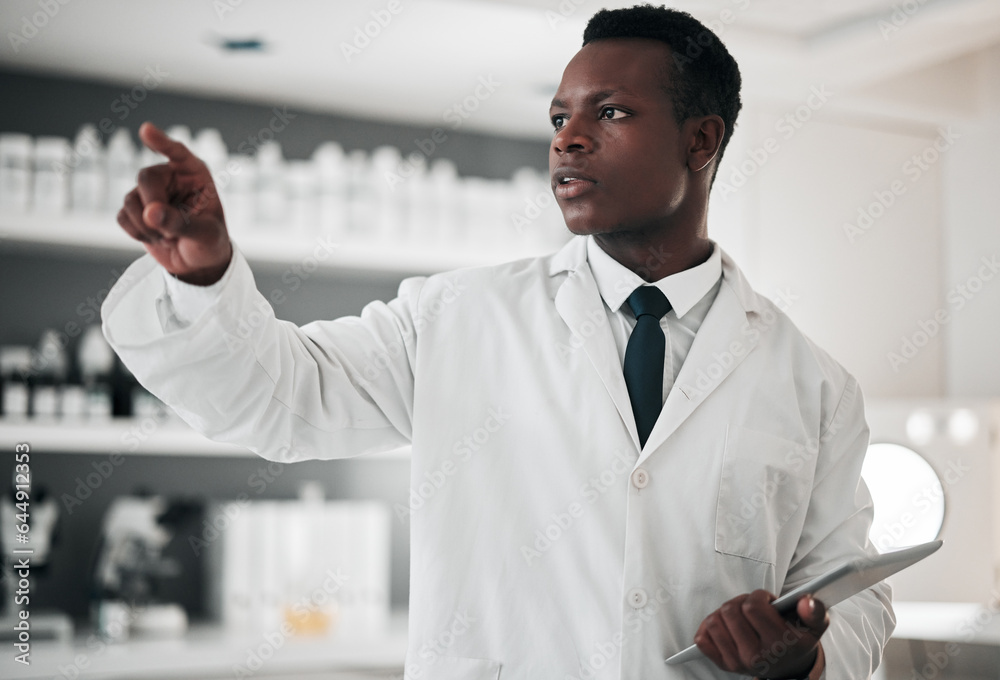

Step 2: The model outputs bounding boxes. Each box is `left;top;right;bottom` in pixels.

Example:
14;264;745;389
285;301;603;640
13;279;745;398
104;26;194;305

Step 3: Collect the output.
551;114;566;130
600;106;627;120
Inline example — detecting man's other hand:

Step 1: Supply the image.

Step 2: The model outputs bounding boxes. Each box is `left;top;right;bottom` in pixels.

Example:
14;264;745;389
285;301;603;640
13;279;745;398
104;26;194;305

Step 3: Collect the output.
694;589;828;679
116;122;232;286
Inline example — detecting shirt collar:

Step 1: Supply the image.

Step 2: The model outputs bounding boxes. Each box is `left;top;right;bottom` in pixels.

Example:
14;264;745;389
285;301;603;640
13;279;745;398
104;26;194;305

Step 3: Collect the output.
585;235;722;319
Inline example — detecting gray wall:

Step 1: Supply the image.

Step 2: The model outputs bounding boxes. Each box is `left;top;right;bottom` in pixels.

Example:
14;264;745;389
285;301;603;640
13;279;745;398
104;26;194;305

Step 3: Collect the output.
0;68;550;622
0;69;549;175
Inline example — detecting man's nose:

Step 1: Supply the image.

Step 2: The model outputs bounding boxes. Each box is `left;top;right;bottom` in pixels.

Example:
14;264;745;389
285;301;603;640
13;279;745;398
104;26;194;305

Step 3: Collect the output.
552;118;593;154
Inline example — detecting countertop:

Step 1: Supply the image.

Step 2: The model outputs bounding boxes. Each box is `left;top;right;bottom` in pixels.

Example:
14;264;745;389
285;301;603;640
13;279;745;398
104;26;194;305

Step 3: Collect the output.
1;611;408;679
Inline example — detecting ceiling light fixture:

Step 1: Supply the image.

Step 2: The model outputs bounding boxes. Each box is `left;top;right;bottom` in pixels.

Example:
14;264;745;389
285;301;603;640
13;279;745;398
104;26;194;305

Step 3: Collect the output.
217;37;267;52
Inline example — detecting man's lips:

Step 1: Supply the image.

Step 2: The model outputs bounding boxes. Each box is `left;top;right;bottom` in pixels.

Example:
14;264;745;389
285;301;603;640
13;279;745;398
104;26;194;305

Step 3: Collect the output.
551;168;598;199
554;179;597;200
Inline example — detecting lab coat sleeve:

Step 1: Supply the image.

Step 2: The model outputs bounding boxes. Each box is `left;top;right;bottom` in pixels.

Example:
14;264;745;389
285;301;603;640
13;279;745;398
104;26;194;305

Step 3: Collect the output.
783;377;896;680
159;261;231;328
101;246;422;462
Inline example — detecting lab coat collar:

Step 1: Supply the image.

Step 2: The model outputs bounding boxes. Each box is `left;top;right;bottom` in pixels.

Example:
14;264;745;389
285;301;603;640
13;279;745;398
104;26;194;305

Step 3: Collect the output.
547;235;764;316
548;235;767;460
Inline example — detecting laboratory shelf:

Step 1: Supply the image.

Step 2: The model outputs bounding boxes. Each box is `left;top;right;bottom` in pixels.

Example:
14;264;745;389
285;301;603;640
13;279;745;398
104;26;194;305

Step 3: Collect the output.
0;212;556;275
0;418;410;460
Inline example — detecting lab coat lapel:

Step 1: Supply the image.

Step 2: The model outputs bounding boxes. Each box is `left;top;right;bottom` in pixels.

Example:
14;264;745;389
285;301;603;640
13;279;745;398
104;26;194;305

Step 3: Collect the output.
551;243;642;451
637;253;764;466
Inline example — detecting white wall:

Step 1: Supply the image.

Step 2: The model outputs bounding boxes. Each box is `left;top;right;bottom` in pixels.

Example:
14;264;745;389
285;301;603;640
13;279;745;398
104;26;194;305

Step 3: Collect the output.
943;47;1000;397
712;105;947;398
711;44;1000;400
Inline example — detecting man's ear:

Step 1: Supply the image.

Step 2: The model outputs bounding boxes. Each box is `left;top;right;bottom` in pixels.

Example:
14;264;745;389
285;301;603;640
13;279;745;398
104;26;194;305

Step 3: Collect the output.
687;115;725;174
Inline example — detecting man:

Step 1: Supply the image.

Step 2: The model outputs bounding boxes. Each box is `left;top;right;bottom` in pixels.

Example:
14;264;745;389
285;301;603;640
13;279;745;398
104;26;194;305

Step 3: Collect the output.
103;5;893;679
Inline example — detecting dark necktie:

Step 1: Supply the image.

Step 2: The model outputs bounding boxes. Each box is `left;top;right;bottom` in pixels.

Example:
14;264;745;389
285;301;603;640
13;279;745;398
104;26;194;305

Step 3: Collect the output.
624;286;672;448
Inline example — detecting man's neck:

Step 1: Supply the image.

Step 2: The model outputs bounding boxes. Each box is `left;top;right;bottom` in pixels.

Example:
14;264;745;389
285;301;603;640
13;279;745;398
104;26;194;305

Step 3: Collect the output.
592;230;713;283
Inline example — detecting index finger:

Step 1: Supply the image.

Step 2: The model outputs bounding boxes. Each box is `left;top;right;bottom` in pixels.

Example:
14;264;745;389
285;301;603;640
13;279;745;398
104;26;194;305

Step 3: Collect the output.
139;122;199;169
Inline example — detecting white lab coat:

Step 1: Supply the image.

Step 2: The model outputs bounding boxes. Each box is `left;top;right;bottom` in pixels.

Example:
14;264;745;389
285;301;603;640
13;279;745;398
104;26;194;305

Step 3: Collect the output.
102;235;894;679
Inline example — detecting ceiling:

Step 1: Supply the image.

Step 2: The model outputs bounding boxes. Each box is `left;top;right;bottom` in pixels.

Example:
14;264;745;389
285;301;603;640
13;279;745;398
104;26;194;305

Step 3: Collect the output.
2;0;999;139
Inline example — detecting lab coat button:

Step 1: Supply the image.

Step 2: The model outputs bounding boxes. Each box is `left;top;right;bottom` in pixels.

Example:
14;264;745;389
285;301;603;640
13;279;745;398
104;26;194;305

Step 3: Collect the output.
628;588;648;609
631;468;649;489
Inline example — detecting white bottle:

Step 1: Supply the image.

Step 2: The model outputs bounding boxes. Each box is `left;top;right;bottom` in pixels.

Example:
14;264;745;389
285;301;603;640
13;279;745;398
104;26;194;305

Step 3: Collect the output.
36;328;69;381
70;125;107;215
31;327;67;415
460;176;489;253
313;142;348;241
0;133;33;213
509;166;541;250
0;346;32;419
105;128;137;210
193;128;228;188
370;145;406;243
224;154;257;237
345;149;375;241
255;141;287;230
32;137;72;214
429;158;460;250
60;385;88;421
487;179;512;254
78;324;115;421
287;159;319;238
406;155;433;246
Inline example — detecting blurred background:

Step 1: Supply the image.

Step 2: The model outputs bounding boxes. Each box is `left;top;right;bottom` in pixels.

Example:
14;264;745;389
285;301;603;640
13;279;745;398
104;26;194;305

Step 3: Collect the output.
0;0;999;678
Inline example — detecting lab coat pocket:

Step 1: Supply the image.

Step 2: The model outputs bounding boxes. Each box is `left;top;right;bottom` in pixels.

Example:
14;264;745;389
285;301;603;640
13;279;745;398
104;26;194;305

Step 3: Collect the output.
715;426;812;565
406;655;502;679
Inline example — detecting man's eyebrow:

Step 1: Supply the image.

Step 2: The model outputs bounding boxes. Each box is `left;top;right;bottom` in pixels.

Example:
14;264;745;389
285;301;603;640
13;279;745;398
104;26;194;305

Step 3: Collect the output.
549;89;636;110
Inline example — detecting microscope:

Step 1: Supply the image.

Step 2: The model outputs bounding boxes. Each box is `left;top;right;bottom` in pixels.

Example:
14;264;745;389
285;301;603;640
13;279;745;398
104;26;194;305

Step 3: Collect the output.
91;494;196;641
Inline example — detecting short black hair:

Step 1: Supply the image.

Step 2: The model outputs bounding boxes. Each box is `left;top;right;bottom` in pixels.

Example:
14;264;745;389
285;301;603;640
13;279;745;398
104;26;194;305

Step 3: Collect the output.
583;4;742;179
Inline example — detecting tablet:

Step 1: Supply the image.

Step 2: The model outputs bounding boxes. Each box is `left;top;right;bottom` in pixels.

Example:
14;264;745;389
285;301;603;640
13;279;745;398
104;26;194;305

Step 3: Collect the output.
664;539;943;665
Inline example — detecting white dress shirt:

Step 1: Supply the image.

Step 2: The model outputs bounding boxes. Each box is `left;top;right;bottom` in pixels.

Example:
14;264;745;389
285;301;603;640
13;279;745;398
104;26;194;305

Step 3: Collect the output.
586;235;722;406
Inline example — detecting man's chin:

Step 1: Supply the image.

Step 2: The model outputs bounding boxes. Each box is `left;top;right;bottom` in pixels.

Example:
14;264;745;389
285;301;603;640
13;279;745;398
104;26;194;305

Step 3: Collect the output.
565;224;595;236
560;212;610;237
563;220;622;237
559;207;653;238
